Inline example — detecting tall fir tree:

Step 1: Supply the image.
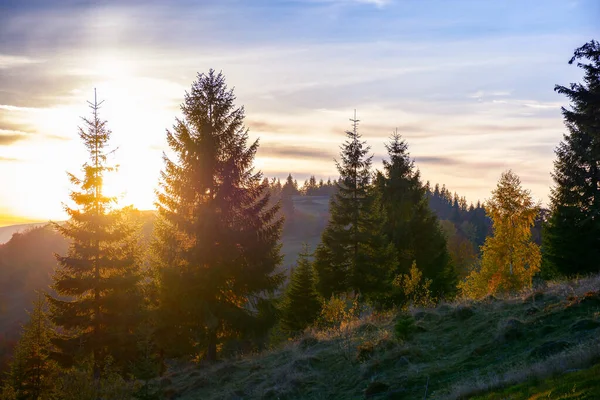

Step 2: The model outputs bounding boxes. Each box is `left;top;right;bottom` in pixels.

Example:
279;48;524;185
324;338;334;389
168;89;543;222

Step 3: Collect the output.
545;40;600;276
314;113;396;302
376;133;456;299
153;70;283;361
281;245;322;333
48;92;142;379
2;294;57;400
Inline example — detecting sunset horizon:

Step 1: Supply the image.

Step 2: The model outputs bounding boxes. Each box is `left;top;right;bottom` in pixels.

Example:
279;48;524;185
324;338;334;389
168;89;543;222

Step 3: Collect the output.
1;0;598;226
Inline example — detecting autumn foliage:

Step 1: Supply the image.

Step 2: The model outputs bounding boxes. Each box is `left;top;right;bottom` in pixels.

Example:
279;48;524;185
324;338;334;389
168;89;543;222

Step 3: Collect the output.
460;170;541;298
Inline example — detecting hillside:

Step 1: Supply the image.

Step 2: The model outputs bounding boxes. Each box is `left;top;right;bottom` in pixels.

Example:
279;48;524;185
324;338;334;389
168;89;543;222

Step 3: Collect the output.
0;222;48;245
161;275;600;399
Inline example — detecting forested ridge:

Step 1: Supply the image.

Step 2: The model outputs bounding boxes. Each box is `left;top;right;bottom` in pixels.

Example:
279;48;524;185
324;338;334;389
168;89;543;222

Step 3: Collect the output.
0;40;599;399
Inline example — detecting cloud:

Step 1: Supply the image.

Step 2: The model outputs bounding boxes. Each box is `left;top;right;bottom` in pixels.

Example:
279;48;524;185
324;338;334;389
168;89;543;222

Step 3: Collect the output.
415;155;507;170
0;132;26;145
258;144;337;160
309;0;392;7
0;54;42;69
0;156;19;162
247;120;289;133
461;123;553;134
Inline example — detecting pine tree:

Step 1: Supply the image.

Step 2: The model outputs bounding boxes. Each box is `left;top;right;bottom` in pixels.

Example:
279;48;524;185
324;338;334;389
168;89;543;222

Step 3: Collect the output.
460;170;541;298
2;294;57;400
281;245;322;333
314;113;396;302
544;40;600;276
280;174;297;223
153;70;283;361
376;133;456;299
48;92;142;379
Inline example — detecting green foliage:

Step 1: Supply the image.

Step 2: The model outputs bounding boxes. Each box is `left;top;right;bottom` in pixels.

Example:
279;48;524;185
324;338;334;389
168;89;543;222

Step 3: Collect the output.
439;219;478;279
47;94;143;377
460;170;541;299
314;115;396;303
376;133;456;300
153;70;284;361
392;262;435;308
281;245;322;333
545;40;600;276
394;314;417;341
131;323;161;400
1;294;58;400
54;359;136;400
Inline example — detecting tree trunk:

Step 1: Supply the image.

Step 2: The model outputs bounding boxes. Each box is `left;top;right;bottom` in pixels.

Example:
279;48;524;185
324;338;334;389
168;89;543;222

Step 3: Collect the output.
206;330;217;362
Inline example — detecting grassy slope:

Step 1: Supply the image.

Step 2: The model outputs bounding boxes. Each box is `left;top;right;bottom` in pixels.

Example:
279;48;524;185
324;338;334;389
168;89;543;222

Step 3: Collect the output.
165;276;600;400
471;363;600;400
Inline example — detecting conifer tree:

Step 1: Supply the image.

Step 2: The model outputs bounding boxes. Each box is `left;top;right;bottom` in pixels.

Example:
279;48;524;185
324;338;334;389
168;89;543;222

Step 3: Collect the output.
544;40;600;276
280;174;297;222
2;294;57;400
376;133;455;299
48;92;142;378
460;170;541;298
314;113;396;302
153;70;283;361
281;245;322;333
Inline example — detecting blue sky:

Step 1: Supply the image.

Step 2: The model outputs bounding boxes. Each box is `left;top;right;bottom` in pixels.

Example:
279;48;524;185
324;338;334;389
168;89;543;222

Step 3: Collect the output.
0;0;598;224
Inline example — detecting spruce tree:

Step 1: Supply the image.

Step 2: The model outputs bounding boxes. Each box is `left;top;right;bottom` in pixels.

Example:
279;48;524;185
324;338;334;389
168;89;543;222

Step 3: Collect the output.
314;113;396;302
2;294;57;400
376;133;456;299
545;40;600;276
48;92;142;378
280;174;297;223
281;245;322;333
153;70;283;361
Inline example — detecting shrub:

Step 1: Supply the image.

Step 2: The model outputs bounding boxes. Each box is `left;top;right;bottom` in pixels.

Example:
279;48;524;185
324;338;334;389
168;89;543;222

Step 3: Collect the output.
317;294;360;330
394;315;417;341
392;262;436;308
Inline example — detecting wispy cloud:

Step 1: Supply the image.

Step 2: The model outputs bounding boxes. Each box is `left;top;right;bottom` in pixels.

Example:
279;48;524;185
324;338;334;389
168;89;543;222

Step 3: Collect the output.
416;155;507;170
258;144;337;160
0;132;26;145
0;54;42;69
309;0;392;7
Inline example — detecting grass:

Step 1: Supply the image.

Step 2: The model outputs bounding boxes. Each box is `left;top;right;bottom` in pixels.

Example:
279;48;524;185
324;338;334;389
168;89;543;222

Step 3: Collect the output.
470;362;600;399
160;275;600;400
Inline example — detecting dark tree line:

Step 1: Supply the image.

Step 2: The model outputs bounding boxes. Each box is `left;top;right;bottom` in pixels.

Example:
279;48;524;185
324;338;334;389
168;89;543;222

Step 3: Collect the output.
426;184;491;248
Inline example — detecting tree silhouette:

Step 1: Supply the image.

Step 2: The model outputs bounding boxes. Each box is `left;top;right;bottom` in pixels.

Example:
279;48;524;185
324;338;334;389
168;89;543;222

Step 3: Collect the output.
153;70;283;361
281;245;322;333
48;92;142;378
544;40;600;276
376;133;455;299
314;113;396;302
2;294;57;400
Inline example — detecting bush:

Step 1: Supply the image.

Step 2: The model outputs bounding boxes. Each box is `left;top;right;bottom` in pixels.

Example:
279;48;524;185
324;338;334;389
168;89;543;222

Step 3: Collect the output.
317;294;360;330
392;262;436;308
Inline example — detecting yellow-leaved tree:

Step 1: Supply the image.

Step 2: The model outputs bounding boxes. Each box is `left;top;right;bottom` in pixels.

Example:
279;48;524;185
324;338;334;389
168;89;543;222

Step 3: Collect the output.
460;170;541;299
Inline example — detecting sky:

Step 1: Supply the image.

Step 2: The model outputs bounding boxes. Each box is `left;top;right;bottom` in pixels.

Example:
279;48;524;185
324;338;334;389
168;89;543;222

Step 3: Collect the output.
0;0;598;226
